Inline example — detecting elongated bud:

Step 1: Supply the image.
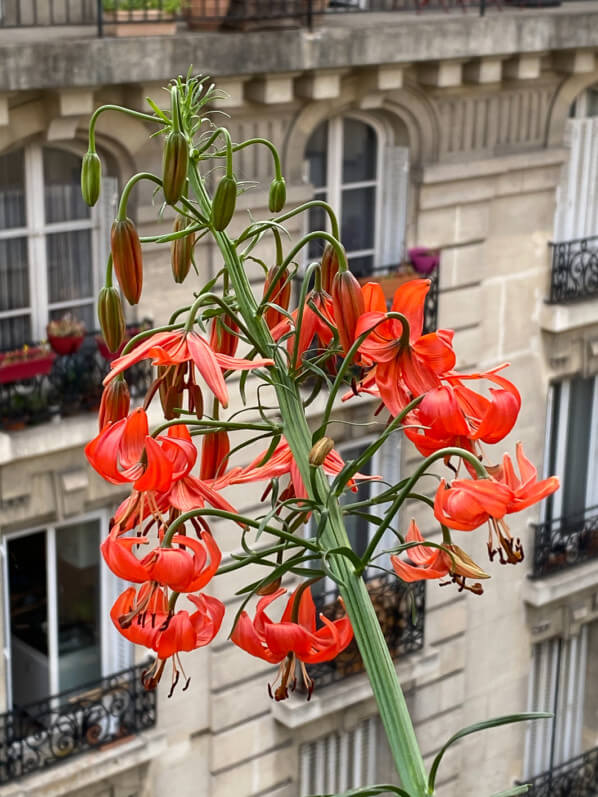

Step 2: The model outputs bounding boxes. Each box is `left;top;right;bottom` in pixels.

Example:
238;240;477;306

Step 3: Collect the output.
332;269;365;355
320;242;345;295
162;130;188;206
446;544;490;581
158;364;185;420
257;576;282;596
171;216;195;283
200;430;230;480
97;286;126;353
262;266;291;329
209;314;239;358
81;151;102;207
98;378;130;430
268;176;286;214
110;218;143;305
211;175;237;231
309;436;335;466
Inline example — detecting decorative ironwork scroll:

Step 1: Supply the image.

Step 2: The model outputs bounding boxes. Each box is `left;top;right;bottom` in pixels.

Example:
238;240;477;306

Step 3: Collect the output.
548;236;598;304
522;746;598;797
531;507;598;578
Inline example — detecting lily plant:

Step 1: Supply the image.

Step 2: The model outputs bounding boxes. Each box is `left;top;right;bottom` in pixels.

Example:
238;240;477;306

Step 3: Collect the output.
83;73;557;797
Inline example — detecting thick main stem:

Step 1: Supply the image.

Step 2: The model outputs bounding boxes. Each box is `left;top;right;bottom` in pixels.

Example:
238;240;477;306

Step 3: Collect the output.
188;167;429;796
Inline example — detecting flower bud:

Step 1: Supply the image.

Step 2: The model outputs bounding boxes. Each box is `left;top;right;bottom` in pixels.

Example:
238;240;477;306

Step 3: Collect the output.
81;151;101;207
98;378;130;430
97;286;126;353
332;269;365;355
320;242;345;295
268;176;286;214
211;175;237;231
262;266;291;329
162;130;188;206
200;430;230;480
209;314;239;358
110;218;143;305
446;544;490;581
309;436;335;466
171;216;195;284
257;576;282;596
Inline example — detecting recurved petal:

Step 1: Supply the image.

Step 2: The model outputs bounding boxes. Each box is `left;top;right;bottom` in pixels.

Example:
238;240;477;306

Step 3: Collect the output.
391;279;429;341
231;610;281;663
185;332;229;407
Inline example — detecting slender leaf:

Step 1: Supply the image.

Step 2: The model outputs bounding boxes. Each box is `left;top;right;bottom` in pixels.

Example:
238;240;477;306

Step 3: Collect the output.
490;786;530;797
308;785;412;797
428;713;552;791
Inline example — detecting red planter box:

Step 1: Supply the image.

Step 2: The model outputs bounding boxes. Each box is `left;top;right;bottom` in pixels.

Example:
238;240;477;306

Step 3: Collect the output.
0;353;56;384
48;333;84;356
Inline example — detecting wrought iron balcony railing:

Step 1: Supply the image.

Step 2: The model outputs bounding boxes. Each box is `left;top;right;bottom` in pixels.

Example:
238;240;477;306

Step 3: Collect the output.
307;572;425;689
0;329;152;432
0;662;157;784
520;746;598;797
548;236;598;304
531;506;598;579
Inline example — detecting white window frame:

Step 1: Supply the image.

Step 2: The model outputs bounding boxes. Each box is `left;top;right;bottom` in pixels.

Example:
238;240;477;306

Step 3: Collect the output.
0;509;132;710
0;143;106;345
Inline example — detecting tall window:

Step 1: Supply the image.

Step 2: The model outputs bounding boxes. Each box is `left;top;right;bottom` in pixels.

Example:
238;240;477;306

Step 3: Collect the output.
304;115;409;279
0;144;113;350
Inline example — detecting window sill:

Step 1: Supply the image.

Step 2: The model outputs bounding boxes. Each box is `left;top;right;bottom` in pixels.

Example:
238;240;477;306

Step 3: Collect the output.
539;298;598;334
523;559;598;608
0;728;166;797
270;646;439;729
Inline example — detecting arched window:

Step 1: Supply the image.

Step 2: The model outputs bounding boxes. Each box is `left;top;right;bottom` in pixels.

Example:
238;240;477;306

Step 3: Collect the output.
304;114;409;278
0;144;115;350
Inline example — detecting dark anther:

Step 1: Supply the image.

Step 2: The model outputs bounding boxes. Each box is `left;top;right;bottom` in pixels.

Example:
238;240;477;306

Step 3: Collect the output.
182;677;191;692
167;670;180;699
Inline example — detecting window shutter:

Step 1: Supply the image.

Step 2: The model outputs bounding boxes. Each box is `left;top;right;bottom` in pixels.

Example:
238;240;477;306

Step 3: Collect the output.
380;146;409;267
555;118;598;240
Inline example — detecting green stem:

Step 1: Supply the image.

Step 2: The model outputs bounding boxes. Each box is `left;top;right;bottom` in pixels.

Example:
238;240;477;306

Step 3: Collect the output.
187;163;430;797
212;137;282;180
117;172;162;222
104;253;114;289
88;104;159;151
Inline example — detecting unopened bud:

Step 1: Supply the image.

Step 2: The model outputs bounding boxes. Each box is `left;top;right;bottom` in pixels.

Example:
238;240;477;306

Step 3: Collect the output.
257;577;282;596
81;151;102;207
332;269;365;355
110;218;143;305
162;130;189;205
263;266;291;329
200;430;230;481
98;378;130;430
268;176;286;213
209;314;239;358
309;436;335;466
97;286;126;353
211;175;237;231
320;242;345;295
171;216;195;283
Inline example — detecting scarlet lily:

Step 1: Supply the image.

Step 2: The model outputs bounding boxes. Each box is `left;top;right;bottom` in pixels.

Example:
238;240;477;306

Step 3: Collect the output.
355;280;456;415
231;586;353;700
271;288;336;363
200;430;230;480
488;442;559;513
98;377;130;431
209;314;240;358
331;269;365;355
434;477;514;532
104;328;273;408
111;585;224;694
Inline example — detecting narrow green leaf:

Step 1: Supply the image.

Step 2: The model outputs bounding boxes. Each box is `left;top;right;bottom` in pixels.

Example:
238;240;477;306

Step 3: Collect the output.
428;713;552;791
308;784;412;797
490;786;530;797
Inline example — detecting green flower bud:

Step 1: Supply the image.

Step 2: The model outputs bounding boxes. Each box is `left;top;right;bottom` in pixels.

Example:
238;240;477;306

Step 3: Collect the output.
268;176;286;213
81;151;102;207
162;130;189;206
211;175;237;231
97;286;126;353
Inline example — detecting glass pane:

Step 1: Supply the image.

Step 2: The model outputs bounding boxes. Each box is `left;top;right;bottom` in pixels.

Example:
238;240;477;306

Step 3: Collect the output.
305;121;328;189
0;149;26;229
49;301;95;332
341;186;376;253
46;229;93;305
307;197;328;260
43;148;90;223
339;445;372;559
0;237;29;313
8;531;50;706
563;376;593;521
0;315;32;350
348;254;374;279
342;119;377;184
56;520;101;692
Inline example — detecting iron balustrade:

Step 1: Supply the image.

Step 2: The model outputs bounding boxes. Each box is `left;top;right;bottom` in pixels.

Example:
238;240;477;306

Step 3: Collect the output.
519;746;598;797
531;506;598;579
0;0;98;27
0;662;157;784
0;328;152;431
548;236;598;304
306;573;425;690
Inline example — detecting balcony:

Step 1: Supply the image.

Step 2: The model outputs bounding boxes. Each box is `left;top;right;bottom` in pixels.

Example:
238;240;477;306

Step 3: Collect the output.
522;747;598;797
308;572;425;690
0;330;152;432
531;507;598;579
0;662;157;784
548;236;598;305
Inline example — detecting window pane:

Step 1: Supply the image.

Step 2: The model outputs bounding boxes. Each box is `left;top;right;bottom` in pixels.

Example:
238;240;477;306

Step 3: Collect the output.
0;237;29;313
0;315;32;349
341;186;375;252
563;376;594;520
0;149;26;229
46;229;93;305
49;302;95;332
56;520;101;692
306;121;329;189
43;148;90;223
342;119;376;184
348;255;374;279
340;445;372;559
307;196;328;260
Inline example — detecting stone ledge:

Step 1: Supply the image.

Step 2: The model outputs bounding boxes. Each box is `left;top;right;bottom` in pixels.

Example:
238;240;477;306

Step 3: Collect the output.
270;646;439;729
539;297;598;333
523;559;598;607
420;148;568;186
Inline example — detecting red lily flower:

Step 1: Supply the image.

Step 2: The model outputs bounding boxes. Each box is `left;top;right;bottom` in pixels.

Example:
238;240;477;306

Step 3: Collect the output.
271;288;336;363
434;477;514;532
488;442;559;513
111;584;224;694
355;280;456;415
200;430;230;480
104;329;273;408
85;409;196;492
101;527;221;593
231;586;353;700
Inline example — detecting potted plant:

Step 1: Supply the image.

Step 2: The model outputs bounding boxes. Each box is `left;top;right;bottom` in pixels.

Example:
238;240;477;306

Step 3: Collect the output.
0;344;56;384
408;246;440;276
103;0;181;36
47;315;86;356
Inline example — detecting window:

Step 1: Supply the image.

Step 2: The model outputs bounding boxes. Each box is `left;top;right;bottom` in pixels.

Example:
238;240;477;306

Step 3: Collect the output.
524;624;598;778
0;144;115;350
304;115;409;279
1;514;131;709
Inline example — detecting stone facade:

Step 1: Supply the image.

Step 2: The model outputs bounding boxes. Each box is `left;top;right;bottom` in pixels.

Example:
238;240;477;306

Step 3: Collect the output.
0;6;598;797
